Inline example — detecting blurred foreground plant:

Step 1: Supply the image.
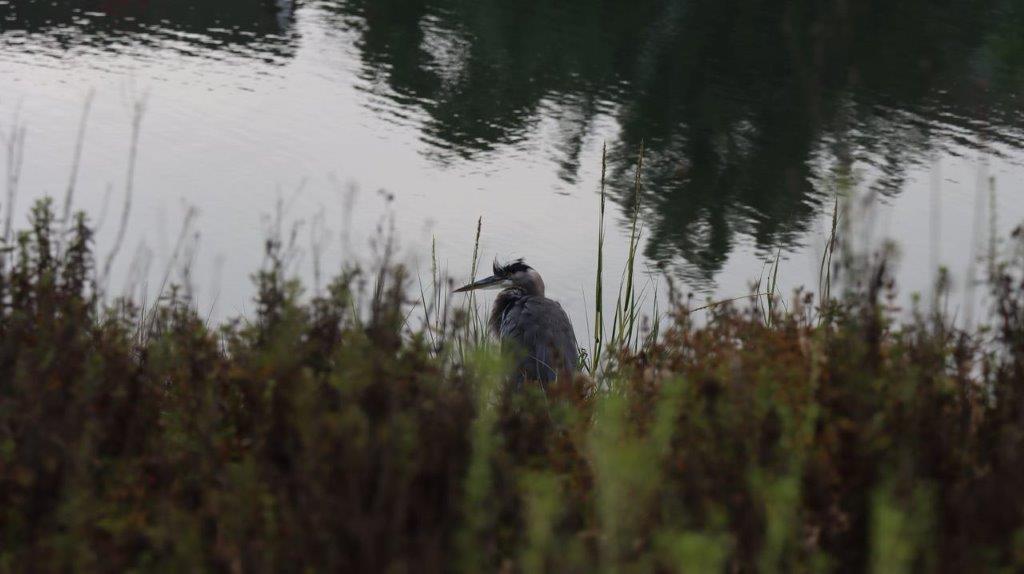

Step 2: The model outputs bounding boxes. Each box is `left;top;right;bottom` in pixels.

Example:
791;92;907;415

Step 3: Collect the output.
1;199;1024;573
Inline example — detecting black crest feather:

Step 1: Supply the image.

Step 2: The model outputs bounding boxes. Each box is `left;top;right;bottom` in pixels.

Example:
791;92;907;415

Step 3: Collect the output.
493;258;532;277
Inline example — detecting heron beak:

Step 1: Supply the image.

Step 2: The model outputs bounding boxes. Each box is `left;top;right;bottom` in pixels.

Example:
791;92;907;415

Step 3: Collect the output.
453;274;506;293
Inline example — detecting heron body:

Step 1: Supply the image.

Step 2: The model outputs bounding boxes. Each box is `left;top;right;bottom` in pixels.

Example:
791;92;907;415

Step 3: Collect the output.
455;259;579;385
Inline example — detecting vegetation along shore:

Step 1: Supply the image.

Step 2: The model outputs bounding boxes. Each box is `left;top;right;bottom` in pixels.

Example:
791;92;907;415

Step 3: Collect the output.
2;176;1024;572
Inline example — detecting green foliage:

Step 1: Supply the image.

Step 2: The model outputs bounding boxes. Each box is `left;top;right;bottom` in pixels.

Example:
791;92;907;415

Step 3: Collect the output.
2;199;1024;572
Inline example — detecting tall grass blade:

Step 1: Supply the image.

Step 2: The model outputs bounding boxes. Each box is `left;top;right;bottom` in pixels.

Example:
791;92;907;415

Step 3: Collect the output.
592;143;607;373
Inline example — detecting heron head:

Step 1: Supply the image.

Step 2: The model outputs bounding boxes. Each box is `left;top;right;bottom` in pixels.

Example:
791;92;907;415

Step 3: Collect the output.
454;258;545;296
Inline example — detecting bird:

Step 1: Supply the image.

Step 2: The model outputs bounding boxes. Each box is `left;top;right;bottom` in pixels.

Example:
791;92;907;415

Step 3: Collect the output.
454;259;579;386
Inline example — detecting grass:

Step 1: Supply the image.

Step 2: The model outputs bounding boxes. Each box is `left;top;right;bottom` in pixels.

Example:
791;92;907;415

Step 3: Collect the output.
2;169;1024;572
588;141;653;377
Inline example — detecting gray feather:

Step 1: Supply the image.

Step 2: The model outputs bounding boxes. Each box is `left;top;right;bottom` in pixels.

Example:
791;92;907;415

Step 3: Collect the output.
490;291;578;384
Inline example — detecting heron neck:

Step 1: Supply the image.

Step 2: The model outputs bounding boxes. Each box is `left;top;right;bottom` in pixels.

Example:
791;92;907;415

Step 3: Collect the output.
522;271;545;297
489;288;523;335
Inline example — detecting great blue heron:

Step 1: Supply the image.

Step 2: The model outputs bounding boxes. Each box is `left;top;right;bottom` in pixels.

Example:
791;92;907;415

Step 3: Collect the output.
455;259;579;385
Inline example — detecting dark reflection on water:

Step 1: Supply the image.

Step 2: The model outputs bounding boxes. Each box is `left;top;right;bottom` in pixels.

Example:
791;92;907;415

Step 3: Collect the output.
3;0;1024;284
325;0;1024;282
0;0;298;62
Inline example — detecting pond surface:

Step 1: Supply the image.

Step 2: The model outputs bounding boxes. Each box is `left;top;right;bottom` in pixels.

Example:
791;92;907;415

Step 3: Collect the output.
2;0;1024;330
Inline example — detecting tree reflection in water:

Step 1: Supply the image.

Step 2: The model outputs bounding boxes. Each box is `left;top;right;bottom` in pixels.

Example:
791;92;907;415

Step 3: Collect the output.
3;0;1023;283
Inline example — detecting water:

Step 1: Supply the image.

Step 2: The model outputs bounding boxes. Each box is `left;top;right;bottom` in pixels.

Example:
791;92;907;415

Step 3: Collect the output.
2;0;1024;331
